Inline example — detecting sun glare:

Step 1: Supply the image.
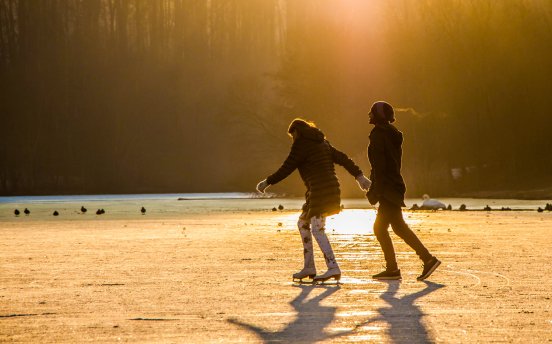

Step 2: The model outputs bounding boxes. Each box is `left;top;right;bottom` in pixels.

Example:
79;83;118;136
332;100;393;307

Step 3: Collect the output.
277;209;423;235
326;209;376;235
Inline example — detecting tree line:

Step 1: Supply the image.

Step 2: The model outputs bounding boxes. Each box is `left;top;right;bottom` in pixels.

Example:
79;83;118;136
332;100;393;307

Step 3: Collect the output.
1;0;551;197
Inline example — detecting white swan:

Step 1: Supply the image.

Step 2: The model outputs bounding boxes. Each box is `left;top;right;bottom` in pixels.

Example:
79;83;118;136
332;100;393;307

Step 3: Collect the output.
421;194;446;210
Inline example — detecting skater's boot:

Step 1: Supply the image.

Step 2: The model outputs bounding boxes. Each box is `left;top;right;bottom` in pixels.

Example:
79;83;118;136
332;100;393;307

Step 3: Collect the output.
293;267;317;281
313;267;341;283
293;219;316;282
311;217;341;283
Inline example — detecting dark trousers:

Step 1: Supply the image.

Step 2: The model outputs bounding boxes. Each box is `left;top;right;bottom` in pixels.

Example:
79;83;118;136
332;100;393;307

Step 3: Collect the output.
373;199;432;270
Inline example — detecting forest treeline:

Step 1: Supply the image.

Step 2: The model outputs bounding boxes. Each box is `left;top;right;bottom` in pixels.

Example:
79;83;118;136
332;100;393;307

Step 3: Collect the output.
1;0;551;197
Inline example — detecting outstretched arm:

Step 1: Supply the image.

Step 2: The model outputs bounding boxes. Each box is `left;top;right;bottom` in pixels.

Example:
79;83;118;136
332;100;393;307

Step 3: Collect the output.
328;142;371;190
328;142;363;178
266;141;305;186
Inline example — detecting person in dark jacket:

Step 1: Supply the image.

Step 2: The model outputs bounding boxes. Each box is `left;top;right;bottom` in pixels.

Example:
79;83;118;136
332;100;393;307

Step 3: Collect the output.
257;118;371;283
366;101;441;280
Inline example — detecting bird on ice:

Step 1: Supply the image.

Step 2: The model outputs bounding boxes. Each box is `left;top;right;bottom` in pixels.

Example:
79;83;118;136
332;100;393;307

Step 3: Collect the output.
421;194;446;210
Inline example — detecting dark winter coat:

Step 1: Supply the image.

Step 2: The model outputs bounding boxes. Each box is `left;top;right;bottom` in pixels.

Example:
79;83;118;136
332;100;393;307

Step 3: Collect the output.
266;126;362;219
366;123;407;207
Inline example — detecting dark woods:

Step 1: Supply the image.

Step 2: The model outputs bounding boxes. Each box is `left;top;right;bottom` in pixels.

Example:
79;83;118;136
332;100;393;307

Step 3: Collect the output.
0;0;286;195
1;1;551;197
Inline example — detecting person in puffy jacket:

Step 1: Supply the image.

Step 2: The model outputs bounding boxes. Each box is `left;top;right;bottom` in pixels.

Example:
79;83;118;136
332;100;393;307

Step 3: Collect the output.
257;118;371;283
366;101;441;281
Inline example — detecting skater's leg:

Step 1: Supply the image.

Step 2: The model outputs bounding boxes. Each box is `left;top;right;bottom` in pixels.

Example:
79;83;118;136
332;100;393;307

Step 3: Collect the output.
310;216;338;269
311;216;341;282
383;199;432;262
373;203;398;271
294;215;316;279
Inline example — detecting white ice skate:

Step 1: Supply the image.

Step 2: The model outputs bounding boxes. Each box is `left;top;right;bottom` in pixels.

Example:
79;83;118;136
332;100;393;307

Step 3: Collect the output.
292;267;317;283
313;267;341;284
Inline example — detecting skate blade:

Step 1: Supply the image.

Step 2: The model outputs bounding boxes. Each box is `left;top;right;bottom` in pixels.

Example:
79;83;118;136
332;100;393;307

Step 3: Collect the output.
313;274;341;285
292;274;316;284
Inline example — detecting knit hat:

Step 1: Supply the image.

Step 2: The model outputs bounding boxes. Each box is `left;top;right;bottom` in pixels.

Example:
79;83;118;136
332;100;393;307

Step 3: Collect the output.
370;101;395;123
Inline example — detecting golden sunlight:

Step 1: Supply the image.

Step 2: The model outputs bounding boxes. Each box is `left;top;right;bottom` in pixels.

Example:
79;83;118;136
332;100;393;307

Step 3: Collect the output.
326;209;376;235
278;209;423;235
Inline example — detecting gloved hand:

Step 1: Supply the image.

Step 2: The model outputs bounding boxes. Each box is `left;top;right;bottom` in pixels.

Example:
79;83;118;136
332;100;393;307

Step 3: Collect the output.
256;179;270;193
355;174;372;191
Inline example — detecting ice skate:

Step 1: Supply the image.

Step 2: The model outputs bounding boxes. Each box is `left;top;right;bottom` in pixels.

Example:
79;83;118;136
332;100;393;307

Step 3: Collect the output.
292;267;317;283
293;218;316;283
313;267;341;284
310;218;341;284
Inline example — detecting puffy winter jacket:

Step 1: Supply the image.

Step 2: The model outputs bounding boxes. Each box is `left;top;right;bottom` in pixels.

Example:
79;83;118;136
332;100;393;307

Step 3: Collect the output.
267;126;362;219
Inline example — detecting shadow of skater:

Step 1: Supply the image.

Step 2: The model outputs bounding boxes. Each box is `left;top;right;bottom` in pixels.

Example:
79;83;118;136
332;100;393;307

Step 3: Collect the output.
362;281;445;344
228;284;350;343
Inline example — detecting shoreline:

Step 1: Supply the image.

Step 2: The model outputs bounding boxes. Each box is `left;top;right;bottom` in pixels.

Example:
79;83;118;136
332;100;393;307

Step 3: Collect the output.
453;187;552;200
1;188;552;201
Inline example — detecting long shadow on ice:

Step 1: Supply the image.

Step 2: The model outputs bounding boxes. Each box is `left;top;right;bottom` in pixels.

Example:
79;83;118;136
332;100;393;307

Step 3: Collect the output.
362;280;445;344
227;284;348;343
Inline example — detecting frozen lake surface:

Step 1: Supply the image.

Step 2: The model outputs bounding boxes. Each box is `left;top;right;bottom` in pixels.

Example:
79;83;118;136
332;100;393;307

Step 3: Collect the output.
0;193;549;221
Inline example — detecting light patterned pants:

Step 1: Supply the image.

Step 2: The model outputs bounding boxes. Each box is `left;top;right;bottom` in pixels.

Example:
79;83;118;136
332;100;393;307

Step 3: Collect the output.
297;214;339;270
